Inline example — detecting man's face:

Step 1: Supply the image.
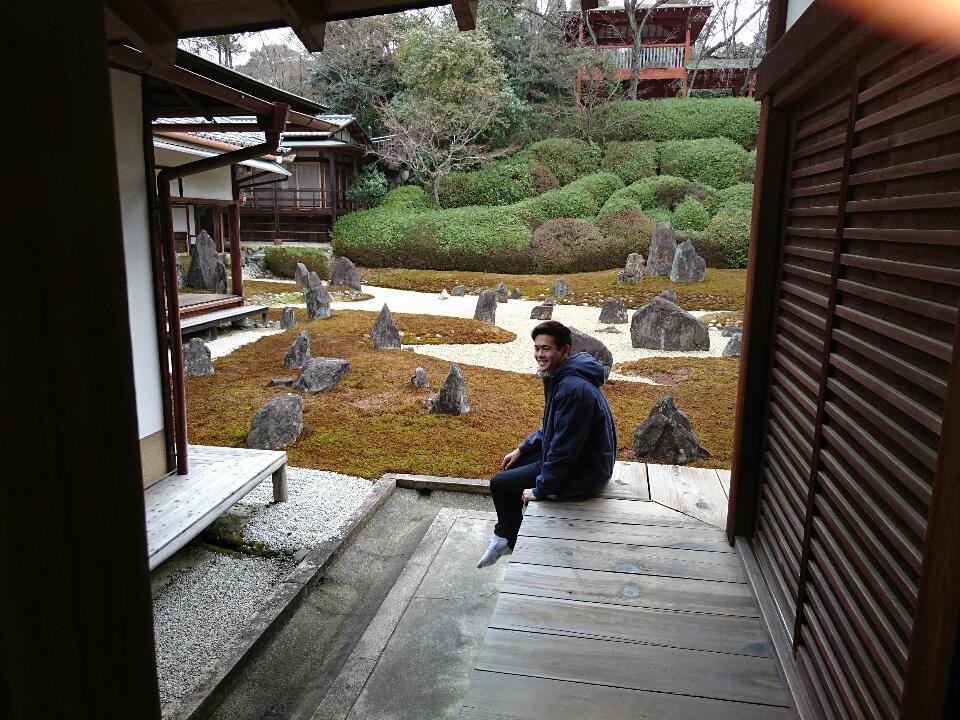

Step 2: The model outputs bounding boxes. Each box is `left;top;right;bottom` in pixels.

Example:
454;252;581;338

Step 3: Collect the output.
533;334;571;375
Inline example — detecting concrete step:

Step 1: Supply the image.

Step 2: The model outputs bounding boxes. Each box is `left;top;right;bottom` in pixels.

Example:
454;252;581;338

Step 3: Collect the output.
312;507;504;720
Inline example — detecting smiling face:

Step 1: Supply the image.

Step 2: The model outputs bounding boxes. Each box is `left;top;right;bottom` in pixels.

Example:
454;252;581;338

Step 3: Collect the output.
533;334;571;375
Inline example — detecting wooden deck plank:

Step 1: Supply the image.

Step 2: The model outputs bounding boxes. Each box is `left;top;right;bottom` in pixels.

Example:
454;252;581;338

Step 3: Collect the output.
459;671;795;720
489;594;772;657
511;535;747;583
717;469;732;498
520;515;733;552
601;461;650;500
647;464;729;528
525;497;707;528
501;562;759;617
474;628;790;706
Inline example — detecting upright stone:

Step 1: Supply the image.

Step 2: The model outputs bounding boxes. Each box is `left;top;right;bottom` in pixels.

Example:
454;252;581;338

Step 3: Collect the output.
553;278;570;297
617;253;645;283
293;357;350;394
723;334;742;357
411;367;429;388
283;331;310;368
646;222;677;277
633;395;710;464
183;337;214;376
304;272;331;320
246;394;303;450
530;304;553;320
496;283;509;303
474;290;498;325
175;254;186;289
670;239;706;283
184;229;228;293
510;288;521;299
280;307;296;329
294;262;309;288
330;256;361;290
657;289;679;305
438;289;450;301
570;328;613;383
429;364;470;415
372;304;402;349
451;285;466;297
631;297;710;351
598;297;628;324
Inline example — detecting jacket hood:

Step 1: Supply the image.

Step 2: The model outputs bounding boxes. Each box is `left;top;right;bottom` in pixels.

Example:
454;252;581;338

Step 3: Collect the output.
553;352;606;387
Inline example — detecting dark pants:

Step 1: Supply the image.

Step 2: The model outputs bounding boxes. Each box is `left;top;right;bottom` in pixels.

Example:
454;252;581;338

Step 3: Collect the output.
490;449;542;548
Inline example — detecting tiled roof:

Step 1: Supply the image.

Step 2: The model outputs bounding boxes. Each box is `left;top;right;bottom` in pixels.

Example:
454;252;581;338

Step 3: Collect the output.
153;114;369;148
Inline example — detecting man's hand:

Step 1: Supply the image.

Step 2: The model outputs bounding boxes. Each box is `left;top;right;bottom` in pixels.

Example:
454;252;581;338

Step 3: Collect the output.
502;448;522;470
522;488;538;505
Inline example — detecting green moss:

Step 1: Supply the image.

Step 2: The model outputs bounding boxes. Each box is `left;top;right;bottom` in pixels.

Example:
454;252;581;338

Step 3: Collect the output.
263;246;329;280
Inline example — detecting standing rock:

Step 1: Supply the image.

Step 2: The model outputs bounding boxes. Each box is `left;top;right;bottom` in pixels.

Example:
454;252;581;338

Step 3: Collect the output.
183;337;214;376
474;290;498;324
723;334;742;357
451;285;466;297
429;364;470;415
439;289;450;300
303;272;331;320
553;278;570;297
184;230;228;293
670;240;707;283
510;287;521;299
283;331;310;368
657;289;679;305
281;307;296;329
372;304;402;349
617;253;645;283
598;297;628;324
720;325;742;337
496;283;509;303
294;262;309;288
646;222;677;277
175;254;186;289
630;297;710;351
246;394;303;450
530;304;554;320
411;367;429;388
633;395;710;464
570;328;613;383
293;357;350;394
330;256;362;290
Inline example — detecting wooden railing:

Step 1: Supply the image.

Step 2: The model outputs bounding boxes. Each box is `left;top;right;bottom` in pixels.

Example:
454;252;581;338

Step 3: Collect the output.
240;187;370;213
597;44;686;70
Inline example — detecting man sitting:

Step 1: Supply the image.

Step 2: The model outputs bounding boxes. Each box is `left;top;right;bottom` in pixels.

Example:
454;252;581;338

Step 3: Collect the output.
477;320;617;568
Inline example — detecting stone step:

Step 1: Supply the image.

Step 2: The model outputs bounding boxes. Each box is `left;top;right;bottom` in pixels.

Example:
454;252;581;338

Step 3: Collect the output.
312;507;503;720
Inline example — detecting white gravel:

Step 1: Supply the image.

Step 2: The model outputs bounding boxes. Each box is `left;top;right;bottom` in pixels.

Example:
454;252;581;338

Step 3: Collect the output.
206;325;285;359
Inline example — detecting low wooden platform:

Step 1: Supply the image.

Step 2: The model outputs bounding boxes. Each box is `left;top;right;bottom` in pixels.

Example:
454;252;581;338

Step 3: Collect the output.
145;445;287;570
179;303;269;338
459;490;795;719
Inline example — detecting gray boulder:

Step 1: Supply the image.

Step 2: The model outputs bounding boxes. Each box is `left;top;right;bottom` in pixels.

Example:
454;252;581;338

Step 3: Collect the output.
646;223;677;277
411;367;429;388
294;262;309;288
280;307;296;330
372;304;402;349
175;254;186;289
617;253;645;284
330;256;361;290
631;297;709;351
597;325;622;334
283;331;310;369
633;395;710;464
553;278;570;297
429;364;470;415
510;288;521;299
293;357;350;394
246;394;303;450
723;334;742;357
304;272;331;320
183;337;214;376
670;240;706;283
598;297;628;324
496;283;509;303
657;289;679;305
530;304;553;320
184;230;228;293
474;290;498;325
570;328;613;383
451;285;466;297
720;325;742;337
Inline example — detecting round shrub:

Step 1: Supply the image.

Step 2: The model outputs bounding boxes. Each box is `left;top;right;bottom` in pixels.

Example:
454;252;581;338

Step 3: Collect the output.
262;246;329;280
437;159;538;208
646;208;673;225
601;141;659;184
516;172;624;228
528;162;560;193
744;149;757;181
672;198;711;232
520;138;599;185
597;193;642;219
608;175;716;213
381;185;433;210
591;97;760;147
659;138;753;189
717;183;754;213
345;164;388;204
528;218;631;273
595;208;656;257
704;210;751;269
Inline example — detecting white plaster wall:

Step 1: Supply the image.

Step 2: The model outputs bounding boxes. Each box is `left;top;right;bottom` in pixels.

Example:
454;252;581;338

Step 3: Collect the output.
785;0;816;30
154;147;233;201
110;69;165;440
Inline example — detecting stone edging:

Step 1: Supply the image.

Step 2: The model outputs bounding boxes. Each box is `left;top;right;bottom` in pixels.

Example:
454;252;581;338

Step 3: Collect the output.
387;472;489;495
167;476;398;720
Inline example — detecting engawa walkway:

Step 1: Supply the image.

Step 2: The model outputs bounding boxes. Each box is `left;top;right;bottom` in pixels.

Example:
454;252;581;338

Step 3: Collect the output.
459;463;796;719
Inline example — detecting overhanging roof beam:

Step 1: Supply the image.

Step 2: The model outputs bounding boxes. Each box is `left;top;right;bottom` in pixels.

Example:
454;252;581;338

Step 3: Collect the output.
452;0;477;30
161;79;213;121
280;0;327;52
103;0;177;66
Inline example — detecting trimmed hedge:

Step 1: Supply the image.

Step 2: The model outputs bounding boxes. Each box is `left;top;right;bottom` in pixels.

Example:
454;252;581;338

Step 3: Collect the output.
601;141;659;184
262;246;329;280
672;198;711;232
517;138;600;185
717;183;754;213
381;185;434;210
437;159;542;208
516;172;624;228
595;207;656;257
527;219;630;273
591;98;760;148
600;175;716;215
659;138;753;190
704;210;751;269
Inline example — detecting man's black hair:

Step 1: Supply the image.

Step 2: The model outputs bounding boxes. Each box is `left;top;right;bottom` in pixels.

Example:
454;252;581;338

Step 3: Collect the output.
531;320;572;348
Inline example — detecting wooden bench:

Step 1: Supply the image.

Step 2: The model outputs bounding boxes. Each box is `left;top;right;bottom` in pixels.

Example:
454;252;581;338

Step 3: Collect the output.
145;445;287;570
179;304;269;339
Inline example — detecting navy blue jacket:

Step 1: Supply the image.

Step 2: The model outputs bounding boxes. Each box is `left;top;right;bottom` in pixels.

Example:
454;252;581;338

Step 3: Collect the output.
518;352;617;499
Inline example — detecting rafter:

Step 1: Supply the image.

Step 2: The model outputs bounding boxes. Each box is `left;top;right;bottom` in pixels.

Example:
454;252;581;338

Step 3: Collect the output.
279;0;327;52
451;0;477;31
103;0;177;66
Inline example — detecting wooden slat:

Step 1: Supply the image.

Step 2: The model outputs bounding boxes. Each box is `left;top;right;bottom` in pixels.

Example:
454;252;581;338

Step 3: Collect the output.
785;225;836;239
836;279;957;325
788;182;842;199
519;515;733;553
774;349;819;396
845;191;960;214
791;157;843;179
792;134;846;161
832;328;948;398
647;465;729;528
784;244;834;262
779;299;829;333
842;226;960;246
795;109;847;140
851;115;960;160
524;497;706;528
786;205;839;218
602;461;649;500
848;153;960;187
781;280;829;308
857;48;957;103
771;367;818;417
841;253;960;286
782;262;832;285
777;332;821;374
834;305;953;362
854;76;960;132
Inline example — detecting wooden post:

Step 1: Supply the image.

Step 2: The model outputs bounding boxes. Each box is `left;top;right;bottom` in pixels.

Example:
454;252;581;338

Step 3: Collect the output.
331;154;339;225
272;184;280;243
272;465;289;503
229;201;242;297
682;19;691;98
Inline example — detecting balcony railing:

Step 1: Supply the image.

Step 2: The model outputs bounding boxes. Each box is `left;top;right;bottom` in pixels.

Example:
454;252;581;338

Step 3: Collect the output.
597;44;686;70
240;187;370;214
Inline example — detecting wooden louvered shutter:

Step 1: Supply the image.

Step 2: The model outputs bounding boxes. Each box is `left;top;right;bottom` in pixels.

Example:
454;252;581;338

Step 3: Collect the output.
752;43;960;719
